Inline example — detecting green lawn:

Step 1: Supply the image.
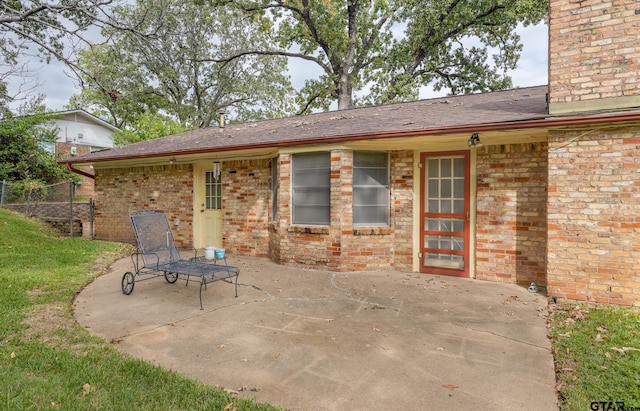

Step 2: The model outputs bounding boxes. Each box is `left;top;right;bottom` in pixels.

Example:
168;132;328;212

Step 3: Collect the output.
0;209;280;410
3;208;639;411
549;302;640;410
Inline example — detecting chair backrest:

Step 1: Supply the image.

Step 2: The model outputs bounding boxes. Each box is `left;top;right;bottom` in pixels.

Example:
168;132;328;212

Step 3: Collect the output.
130;211;180;267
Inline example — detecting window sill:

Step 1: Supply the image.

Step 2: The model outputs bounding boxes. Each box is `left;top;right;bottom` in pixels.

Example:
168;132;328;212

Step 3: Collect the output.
287;225;330;235
353;227;392;236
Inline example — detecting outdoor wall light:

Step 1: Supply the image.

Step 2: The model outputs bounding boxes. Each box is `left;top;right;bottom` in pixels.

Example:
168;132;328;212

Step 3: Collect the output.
169;157;176;164
467;133;482;147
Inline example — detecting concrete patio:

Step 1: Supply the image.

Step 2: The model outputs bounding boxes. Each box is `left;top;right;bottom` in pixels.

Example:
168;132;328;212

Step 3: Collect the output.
74;254;558;410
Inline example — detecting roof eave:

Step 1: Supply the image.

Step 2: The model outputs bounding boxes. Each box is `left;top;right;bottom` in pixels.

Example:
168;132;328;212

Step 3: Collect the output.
62;110;640;166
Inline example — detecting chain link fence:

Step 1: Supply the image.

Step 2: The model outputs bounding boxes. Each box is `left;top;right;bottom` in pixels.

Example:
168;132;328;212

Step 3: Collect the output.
1;179;94;238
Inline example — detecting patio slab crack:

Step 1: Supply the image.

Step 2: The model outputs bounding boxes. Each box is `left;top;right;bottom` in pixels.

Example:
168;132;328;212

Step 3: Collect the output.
451;321;551;351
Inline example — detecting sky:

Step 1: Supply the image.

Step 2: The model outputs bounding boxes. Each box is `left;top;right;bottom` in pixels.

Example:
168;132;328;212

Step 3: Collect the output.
7;22;548;113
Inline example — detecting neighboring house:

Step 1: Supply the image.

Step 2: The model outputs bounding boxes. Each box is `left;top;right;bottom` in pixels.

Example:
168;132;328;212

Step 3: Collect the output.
62;0;640;307
51;109;118;197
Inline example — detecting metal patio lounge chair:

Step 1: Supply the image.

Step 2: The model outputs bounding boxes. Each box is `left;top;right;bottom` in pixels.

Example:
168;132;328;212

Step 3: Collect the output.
121;210;239;309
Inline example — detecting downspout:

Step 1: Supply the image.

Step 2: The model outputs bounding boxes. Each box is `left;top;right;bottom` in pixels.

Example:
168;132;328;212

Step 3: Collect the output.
66;163;95;179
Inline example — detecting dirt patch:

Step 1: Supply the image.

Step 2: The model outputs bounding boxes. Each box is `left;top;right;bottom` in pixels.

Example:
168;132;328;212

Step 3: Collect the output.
21;245;131;349
22;301;77;347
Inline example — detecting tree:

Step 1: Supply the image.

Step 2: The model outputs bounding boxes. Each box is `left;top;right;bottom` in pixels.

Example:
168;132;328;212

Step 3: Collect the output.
0;103;73;184
215;0;547;112
70;0;296;131
112;112;187;146
68;44;165;129
0;1;156;100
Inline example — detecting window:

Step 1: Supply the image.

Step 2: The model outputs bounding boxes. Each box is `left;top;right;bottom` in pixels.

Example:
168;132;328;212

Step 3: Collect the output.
353;151;389;226
292;152;330;225
205;171;222;209
40;142;55;154
272;157;278;221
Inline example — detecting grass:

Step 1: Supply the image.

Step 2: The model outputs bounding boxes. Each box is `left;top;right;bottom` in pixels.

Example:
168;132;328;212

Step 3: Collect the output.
0;209;281;410
549;302;640;410
3;208;640;411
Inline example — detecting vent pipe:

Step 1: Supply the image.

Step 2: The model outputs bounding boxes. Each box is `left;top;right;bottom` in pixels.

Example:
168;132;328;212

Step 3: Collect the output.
218;109;226;128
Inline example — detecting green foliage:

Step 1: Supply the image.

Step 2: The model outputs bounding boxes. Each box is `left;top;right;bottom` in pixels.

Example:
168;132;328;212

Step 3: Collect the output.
550;303;640;410
0;209;282;410
71;0;296;134
112;112;187;146
223;0;548;111
68;44;168;130
0;81;9;119
0;108;75;184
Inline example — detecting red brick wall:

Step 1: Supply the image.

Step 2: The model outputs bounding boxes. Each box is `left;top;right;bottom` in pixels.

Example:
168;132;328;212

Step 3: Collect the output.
547;127;640;306
93;149;413;273
222;159;271;257
94;164;194;244
57;142;95;197
549;0;640;107
390;151;414;271
272;151;342;270
271;150;413;272
476;143;548;287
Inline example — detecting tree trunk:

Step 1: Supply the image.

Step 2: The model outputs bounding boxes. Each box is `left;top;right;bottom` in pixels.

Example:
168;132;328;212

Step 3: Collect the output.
336;71;353;110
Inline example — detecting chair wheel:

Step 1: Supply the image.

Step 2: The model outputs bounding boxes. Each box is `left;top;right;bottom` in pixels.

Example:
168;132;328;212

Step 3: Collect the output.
164;271;178;283
121;271;135;295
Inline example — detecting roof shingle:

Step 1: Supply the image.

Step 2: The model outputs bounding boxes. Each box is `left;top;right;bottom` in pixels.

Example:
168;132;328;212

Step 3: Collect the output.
65;86;549;163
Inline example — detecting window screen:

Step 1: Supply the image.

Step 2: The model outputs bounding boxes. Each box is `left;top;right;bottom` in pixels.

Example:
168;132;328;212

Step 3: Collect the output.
353;151;389;226
292;152;330;225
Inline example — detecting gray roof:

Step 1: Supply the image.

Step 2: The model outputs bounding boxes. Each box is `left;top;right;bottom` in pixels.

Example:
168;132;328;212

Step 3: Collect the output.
65;86;549;164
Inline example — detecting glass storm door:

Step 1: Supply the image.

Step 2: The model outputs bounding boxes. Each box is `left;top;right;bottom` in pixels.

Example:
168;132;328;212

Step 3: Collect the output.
420;152;470;277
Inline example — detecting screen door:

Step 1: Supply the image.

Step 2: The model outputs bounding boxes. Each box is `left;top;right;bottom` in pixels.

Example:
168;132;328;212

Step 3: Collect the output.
420;152;470;277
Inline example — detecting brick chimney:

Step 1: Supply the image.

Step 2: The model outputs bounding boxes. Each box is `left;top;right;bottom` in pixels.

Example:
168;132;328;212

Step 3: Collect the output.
548;0;640;115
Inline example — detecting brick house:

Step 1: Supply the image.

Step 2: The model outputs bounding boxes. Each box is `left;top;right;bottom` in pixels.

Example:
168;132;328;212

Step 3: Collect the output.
62;0;640;306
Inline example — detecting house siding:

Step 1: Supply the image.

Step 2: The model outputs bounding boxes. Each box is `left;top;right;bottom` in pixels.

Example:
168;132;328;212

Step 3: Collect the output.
389;151;414;271
549;0;640;111
56;142;95;197
270;152;337;269
93;151;413;272
222;159;271;257
547;127;640;306
475;143;548;287
546;0;640;306
94;164;194;245
267;150;413;272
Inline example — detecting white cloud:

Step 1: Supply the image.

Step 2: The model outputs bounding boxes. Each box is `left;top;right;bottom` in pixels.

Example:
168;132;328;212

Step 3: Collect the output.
509;22;549;88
